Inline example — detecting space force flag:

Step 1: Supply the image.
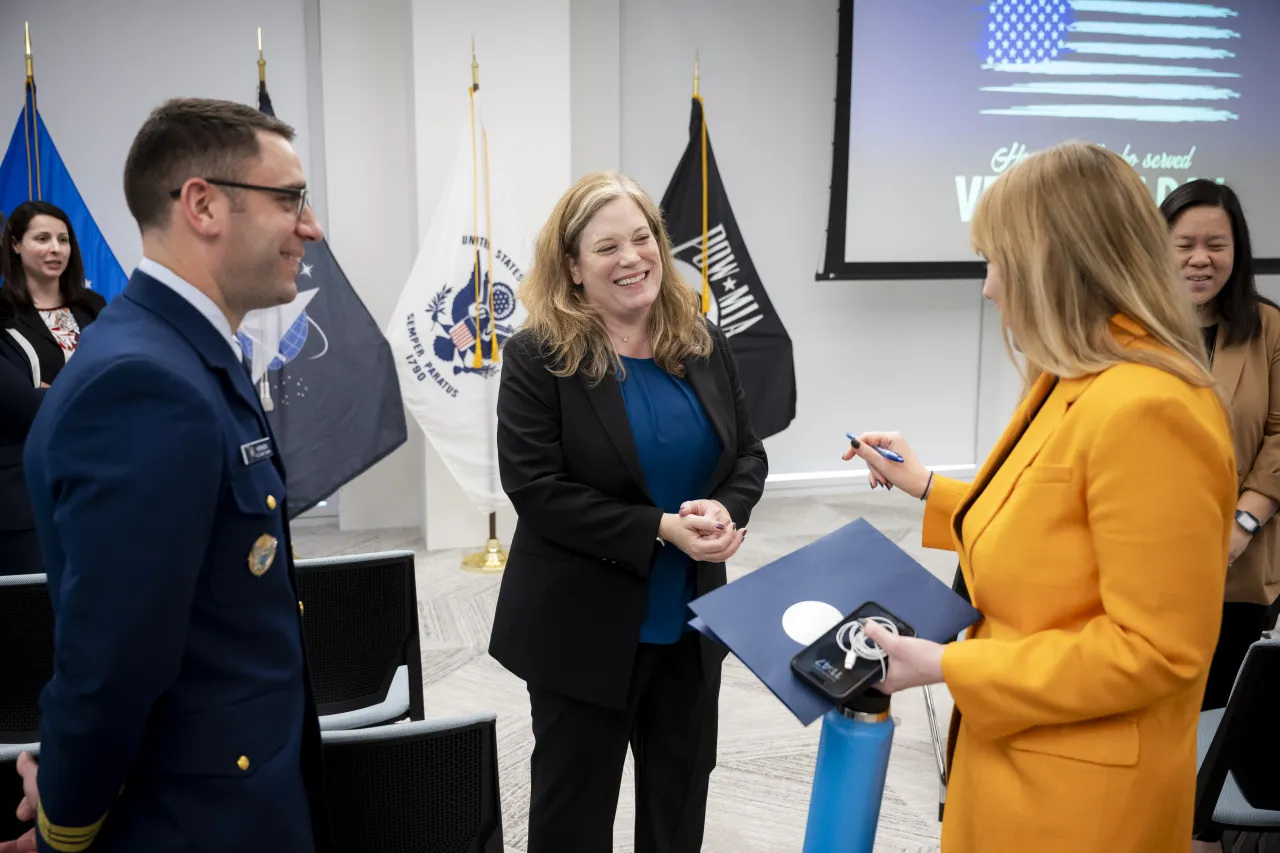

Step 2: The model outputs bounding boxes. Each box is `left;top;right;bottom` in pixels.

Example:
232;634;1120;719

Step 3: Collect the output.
0;72;127;301
661;96;796;439
237;74;407;517
386;87;531;514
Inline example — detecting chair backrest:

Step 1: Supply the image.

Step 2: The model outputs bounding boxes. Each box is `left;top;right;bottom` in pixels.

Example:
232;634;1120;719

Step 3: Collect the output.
0;574;52;744
321;714;504;853
1196;634;1280;827
294;550;424;720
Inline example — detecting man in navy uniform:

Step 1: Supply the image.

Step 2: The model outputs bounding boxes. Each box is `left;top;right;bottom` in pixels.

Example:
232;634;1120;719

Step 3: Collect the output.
4;99;330;852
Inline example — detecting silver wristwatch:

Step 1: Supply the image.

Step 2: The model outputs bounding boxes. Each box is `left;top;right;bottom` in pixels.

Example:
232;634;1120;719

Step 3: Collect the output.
1235;510;1261;536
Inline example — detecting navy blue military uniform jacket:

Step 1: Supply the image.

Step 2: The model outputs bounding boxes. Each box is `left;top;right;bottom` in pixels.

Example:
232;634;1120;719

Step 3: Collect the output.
22;271;331;852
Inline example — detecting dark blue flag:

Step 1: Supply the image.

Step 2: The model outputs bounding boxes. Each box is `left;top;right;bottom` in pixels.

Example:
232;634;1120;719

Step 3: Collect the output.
236;81;407;517
661;96;796;439
0;79;128;301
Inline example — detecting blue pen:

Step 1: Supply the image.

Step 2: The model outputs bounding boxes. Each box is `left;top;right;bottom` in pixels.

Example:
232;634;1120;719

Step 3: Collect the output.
847;432;904;464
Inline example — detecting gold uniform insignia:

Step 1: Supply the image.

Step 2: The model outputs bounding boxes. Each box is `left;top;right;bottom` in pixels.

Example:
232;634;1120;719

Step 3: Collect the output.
248;534;278;577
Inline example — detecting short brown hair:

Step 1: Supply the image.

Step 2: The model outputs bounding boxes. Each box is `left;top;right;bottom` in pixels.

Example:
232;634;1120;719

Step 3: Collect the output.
123;98;295;231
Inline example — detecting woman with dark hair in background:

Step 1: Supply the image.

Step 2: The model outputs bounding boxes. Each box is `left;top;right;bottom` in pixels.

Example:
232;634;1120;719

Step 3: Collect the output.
1161;181;1280;729
1;201;105;574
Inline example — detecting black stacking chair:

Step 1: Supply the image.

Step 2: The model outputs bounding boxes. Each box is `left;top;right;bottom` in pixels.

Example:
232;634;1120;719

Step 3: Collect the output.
321;714;504;852
293;550;426;730
0;574;53;746
1195;634;1280;839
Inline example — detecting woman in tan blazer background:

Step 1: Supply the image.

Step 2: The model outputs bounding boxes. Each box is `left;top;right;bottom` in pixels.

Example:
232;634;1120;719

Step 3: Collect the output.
1161;180;1280;716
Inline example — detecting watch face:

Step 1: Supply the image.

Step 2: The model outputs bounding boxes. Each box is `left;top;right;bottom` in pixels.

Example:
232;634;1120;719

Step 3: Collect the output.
1238;512;1260;533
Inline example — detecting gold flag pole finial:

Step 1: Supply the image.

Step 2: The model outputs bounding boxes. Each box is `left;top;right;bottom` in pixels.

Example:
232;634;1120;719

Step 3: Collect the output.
24;22;34;82
693;50;699;97
471;36;479;89
257;27;267;84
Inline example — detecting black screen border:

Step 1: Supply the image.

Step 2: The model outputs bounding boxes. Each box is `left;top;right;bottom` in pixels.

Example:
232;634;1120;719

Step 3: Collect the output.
816;0;1280;281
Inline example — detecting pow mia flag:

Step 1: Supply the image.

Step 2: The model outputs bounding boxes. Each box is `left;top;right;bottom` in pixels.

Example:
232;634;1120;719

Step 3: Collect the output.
661;97;796;439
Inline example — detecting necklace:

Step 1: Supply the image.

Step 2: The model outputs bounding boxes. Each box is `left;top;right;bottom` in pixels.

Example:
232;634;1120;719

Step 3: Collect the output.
611;330;647;344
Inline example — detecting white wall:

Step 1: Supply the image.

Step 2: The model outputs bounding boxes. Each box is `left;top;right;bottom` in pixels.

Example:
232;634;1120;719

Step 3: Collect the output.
0;0;314;272
410;0;573;549
315;0;425;531
570;0;622;180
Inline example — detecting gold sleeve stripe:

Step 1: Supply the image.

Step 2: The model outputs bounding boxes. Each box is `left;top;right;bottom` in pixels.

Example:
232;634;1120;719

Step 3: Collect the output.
37;801;106;853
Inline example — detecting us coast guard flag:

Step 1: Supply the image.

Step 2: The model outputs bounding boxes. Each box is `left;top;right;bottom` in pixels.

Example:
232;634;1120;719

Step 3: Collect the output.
386;90;530;514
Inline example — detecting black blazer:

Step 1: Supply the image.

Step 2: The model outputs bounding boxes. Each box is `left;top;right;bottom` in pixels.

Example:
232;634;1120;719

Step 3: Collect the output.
489;322;768;710
0;290;106;531
6;291;107;385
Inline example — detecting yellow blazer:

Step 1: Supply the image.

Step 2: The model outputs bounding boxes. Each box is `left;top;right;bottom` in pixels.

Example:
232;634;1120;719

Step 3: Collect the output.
924;316;1236;852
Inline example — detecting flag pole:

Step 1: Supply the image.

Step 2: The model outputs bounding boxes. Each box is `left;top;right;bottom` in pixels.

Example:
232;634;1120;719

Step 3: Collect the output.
258;27;266;83
468;38;485;371
695;52;709;315
253;26;276;411
462;37;507;575
24;22;42;201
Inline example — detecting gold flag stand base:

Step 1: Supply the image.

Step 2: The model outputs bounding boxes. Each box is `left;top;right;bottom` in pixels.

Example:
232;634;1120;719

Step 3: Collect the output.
461;512;506;573
462;537;507;573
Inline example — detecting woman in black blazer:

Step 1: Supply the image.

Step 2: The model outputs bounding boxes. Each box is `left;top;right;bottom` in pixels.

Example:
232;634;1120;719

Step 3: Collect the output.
1;201;105;574
490;172;767;853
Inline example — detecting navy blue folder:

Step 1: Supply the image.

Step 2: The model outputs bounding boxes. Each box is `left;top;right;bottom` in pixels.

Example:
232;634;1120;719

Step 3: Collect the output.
688;518;981;725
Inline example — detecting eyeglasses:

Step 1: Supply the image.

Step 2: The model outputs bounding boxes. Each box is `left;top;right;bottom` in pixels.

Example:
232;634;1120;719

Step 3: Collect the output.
168;178;310;219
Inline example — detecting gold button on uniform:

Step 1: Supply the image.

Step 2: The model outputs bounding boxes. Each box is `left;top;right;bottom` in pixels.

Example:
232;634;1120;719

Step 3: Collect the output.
298;601;304;615
266;495;277;510
237;755;250;771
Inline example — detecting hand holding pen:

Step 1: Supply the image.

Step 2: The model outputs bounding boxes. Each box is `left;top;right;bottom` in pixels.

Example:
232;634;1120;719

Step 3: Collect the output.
842;431;934;500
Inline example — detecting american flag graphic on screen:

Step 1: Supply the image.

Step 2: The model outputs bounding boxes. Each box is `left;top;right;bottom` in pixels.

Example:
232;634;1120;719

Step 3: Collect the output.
980;1;1241;122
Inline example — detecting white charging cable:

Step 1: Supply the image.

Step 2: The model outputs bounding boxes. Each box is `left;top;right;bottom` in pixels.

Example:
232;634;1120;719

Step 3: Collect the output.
835;616;899;682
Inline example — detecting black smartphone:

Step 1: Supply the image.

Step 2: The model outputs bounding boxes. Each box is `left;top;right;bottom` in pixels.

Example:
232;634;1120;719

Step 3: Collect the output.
789;601;915;704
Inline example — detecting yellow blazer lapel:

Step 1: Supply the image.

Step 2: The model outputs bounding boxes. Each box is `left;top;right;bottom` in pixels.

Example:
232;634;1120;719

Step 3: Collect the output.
1210;324;1246;403
954;372;1065;562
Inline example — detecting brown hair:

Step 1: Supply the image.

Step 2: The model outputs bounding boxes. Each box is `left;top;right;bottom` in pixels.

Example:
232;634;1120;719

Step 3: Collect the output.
519;171;711;382
123;98;295;231
971;141;1213;393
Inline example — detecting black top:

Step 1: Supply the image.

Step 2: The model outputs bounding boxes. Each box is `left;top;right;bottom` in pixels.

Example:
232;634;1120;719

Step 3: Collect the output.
488;323;768;710
0;290;107;532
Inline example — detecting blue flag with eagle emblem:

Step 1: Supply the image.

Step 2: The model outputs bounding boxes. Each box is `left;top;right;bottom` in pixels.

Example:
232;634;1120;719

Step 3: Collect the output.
236;80;406;517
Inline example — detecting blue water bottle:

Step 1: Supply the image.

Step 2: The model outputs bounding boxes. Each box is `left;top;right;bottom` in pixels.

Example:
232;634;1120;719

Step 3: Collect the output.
802;689;895;853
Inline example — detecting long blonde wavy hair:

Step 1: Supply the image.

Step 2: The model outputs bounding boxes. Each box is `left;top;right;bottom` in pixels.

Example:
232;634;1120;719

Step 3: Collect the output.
972;141;1213;394
519;171;711;382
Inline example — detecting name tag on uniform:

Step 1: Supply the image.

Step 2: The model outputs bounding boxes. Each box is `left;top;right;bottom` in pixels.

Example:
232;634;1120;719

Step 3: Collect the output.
240;438;274;466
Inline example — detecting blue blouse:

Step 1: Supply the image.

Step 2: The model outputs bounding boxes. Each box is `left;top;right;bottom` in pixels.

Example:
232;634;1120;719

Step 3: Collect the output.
618;356;722;645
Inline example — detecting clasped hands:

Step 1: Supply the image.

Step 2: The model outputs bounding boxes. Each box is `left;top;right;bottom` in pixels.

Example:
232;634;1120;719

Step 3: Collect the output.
659;499;746;563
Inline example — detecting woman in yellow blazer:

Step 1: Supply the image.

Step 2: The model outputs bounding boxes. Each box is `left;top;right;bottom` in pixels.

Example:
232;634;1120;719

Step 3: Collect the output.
1161;180;1280;713
845;142;1237;852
